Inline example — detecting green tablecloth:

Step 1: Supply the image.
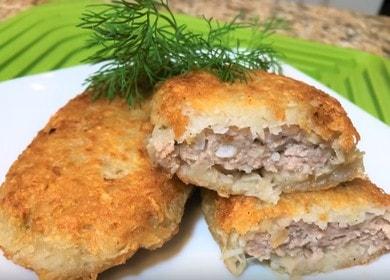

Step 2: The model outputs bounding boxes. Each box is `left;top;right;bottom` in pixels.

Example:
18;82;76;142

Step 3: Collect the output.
0;0;389;124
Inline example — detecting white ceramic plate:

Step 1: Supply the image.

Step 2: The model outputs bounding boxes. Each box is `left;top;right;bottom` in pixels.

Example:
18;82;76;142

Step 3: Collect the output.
0;64;389;280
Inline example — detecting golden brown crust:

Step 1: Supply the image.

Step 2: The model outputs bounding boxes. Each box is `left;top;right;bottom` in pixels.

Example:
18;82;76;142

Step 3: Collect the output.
0;93;191;279
203;179;390;235
151;71;359;152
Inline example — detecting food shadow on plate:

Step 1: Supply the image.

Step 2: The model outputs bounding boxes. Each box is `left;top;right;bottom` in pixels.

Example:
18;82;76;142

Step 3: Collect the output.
99;189;201;279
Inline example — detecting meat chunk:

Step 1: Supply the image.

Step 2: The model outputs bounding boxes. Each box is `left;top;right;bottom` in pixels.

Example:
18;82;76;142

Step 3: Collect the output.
154;125;336;176
244;216;390;261
148;124;363;202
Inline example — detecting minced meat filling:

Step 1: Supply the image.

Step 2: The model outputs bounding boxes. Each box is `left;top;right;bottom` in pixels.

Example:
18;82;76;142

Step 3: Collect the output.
245;217;390;261
170;125;335;176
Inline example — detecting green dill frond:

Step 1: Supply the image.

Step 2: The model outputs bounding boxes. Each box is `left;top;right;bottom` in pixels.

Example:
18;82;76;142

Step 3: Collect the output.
79;0;283;105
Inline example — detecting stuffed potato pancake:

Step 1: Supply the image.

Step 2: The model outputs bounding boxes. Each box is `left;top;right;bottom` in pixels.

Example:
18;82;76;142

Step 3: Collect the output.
0;93;192;280
148;71;363;203
201;179;390;276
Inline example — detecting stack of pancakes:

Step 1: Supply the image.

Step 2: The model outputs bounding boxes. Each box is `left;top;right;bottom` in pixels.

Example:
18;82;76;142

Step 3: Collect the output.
147;71;390;276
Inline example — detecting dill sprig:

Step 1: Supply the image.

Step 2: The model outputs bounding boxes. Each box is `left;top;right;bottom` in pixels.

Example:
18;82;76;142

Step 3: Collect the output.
79;0;283;105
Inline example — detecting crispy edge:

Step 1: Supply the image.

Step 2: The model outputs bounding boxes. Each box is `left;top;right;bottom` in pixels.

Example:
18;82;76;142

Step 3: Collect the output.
0;211;184;280
151;71;359;152
203;179;390;236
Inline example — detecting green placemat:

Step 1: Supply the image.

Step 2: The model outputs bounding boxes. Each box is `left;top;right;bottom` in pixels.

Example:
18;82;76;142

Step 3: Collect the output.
0;0;389;124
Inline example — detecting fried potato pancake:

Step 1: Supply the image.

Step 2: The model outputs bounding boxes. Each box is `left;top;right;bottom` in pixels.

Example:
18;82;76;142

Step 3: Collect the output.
0;93;192;279
202;179;390;276
148;71;363;203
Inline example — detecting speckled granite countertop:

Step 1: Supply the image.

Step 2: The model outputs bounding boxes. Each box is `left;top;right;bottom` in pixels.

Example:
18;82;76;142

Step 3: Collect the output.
1;0;389;57
169;0;390;57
